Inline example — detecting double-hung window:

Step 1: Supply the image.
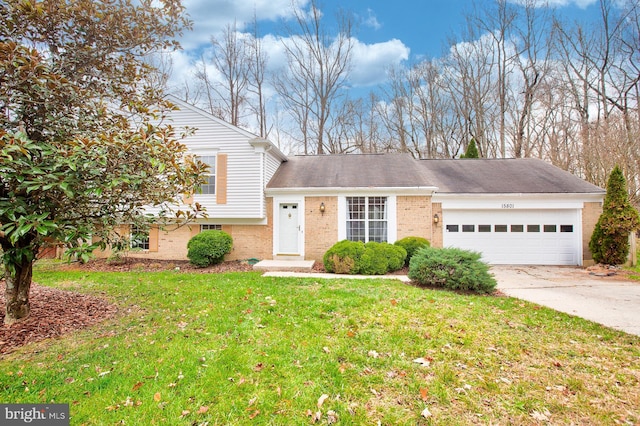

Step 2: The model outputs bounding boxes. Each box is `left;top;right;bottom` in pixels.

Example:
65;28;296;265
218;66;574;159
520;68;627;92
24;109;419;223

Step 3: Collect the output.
346;196;388;242
130;225;150;250
198;155;216;195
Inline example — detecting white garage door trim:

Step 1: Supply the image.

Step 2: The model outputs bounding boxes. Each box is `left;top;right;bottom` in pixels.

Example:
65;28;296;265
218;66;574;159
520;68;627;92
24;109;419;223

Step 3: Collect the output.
442;209;582;265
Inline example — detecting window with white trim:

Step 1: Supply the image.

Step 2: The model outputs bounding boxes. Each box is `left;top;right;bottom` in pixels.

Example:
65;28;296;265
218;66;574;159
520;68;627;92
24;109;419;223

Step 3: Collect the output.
130;226;149;250
346;196;388;242
201;224;222;231
197;155;216;194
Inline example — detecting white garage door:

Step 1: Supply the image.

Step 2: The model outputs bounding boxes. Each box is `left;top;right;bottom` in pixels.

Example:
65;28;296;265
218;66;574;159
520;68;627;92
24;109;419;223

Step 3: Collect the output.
443;209;581;265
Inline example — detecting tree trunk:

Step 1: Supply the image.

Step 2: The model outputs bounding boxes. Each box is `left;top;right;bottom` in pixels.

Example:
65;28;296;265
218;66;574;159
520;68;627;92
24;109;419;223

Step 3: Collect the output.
4;259;33;325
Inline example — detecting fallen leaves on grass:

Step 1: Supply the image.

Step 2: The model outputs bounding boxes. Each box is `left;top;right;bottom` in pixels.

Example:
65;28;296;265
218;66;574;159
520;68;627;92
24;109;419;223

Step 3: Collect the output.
419;388;429;401
317;394;329;409
421;407;432;418
413;356;433;367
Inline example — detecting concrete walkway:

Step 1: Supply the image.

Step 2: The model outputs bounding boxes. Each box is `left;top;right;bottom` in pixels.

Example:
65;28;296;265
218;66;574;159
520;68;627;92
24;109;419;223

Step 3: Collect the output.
491;265;640;337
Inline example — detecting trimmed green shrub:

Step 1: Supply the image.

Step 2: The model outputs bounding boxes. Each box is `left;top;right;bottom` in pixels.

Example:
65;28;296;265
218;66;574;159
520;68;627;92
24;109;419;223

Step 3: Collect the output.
379;242;407;271
408;246;496;294
187;230;233;267
394;236;430;266
323;240;406;275
359;242;388;275
323;240;365;274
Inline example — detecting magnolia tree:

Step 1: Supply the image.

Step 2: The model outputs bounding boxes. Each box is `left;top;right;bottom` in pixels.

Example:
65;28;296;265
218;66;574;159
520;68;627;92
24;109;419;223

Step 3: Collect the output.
0;0;207;324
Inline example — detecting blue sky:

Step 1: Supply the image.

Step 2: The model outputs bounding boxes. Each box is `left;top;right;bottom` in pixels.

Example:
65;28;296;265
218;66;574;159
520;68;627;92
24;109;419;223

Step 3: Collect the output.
170;0;603;92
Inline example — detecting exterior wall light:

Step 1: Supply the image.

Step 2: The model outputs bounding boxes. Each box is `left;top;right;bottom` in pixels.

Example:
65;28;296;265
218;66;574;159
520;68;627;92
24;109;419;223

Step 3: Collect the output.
320;202;326;214
433;213;439;224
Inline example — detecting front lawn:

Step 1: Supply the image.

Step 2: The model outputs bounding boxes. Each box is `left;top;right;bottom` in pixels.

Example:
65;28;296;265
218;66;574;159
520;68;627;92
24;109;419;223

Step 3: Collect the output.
1;269;638;425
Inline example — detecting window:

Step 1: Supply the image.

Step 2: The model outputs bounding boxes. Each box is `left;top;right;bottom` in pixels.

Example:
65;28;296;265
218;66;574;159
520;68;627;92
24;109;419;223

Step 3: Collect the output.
494;225;508;232
346;196;387;242
478;225;491;232
527;224;540;232
511;225;524;232
201;224;222;231
198;155;216;194
544;224;557;232
560;225;574;233
130;226;149;250
462;225;475;232
446;224;459;232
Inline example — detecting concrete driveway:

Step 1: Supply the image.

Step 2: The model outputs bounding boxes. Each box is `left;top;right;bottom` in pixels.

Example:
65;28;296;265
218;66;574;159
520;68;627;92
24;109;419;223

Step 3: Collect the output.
491;265;640;337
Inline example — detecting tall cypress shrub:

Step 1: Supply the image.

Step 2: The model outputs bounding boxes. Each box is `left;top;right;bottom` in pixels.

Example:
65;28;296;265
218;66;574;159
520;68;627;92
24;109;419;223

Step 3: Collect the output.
589;166;640;265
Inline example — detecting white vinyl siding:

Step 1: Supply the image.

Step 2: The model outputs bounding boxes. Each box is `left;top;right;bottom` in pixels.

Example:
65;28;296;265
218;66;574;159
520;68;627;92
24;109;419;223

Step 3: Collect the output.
162;100;283;219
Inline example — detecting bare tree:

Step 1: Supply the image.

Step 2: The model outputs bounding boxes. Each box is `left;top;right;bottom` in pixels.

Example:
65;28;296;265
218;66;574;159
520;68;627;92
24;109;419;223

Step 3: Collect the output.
246;16;270;138
209;21;250;126
274;0;353;154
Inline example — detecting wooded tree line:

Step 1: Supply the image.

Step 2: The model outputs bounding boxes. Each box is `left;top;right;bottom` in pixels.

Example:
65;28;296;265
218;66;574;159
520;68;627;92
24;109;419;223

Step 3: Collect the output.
176;0;639;204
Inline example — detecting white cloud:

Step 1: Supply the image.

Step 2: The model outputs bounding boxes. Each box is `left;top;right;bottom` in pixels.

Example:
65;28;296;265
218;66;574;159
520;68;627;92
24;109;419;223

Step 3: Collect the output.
349;38;410;87
363;8;382;30
179;0;310;50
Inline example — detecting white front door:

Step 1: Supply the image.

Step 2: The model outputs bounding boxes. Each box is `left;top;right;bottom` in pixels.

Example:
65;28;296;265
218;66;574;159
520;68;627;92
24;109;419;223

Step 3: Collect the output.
278;203;300;254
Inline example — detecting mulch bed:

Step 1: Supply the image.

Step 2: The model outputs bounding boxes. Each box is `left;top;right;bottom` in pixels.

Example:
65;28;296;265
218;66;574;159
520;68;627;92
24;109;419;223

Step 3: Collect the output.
0;282;118;355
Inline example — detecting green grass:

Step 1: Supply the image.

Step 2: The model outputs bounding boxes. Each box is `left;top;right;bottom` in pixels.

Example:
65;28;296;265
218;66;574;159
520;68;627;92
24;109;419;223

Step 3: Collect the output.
1;268;639;425
627;248;640;280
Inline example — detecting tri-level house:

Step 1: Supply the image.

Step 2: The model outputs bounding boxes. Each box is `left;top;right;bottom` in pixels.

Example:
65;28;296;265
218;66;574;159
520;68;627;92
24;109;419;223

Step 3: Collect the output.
97;98;606;266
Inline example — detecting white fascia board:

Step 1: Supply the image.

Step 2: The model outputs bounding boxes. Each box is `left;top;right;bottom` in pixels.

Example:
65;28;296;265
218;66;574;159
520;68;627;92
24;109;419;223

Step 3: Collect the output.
249;138;288;162
433;192;604;210
181;218;268;225
265;186;439;197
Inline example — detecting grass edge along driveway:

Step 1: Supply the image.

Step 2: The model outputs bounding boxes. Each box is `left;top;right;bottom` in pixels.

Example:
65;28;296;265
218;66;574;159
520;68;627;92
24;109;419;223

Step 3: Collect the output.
1;269;639;425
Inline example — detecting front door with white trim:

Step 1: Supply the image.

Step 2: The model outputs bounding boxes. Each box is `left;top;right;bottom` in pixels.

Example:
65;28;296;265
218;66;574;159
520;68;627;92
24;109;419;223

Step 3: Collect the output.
278;203;300;254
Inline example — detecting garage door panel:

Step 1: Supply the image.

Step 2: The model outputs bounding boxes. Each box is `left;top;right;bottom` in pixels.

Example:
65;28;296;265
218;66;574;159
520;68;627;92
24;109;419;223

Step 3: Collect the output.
443;209;580;265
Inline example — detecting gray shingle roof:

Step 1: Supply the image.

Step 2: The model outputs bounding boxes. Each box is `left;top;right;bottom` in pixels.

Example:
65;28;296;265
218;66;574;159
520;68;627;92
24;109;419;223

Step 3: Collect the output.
420;158;605;194
267;154;428;188
266;154;605;194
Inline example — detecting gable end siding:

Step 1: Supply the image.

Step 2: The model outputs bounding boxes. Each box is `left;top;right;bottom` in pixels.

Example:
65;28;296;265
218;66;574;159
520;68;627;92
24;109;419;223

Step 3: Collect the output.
167;107;264;218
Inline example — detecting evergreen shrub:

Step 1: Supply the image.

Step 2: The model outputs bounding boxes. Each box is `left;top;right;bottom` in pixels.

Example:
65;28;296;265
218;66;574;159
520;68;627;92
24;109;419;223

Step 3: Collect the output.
408;246;496;293
323;240;406;275
394;236;430;266
187;230;233;267
589;165;640;265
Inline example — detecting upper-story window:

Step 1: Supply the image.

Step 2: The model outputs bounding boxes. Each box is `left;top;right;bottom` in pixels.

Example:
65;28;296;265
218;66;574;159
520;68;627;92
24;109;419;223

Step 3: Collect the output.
198;155;216;195
346;196;388;242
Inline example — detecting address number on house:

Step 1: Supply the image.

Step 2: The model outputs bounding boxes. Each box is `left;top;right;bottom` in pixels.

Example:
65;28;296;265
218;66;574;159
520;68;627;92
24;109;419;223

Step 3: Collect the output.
501;203;515;209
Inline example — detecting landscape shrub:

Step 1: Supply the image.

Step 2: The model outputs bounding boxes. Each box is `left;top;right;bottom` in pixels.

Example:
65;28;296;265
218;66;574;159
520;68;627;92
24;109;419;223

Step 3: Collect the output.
589;165;640;265
359;242;389;275
394;236;430;266
187;230;233;267
323;240;406;275
323;240;365;274
408;246;496;294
